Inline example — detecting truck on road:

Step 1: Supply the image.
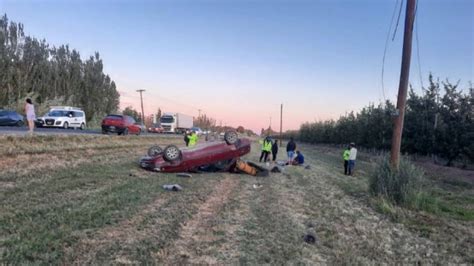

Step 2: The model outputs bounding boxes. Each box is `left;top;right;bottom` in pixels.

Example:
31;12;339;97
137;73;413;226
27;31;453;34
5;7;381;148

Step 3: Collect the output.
160;112;193;134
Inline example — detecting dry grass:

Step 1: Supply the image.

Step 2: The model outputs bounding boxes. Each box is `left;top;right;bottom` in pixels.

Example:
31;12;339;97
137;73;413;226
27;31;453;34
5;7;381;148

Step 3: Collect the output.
0;137;472;264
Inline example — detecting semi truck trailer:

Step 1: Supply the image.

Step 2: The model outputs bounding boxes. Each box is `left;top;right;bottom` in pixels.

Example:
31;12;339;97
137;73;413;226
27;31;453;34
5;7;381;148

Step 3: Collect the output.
160;112;193;133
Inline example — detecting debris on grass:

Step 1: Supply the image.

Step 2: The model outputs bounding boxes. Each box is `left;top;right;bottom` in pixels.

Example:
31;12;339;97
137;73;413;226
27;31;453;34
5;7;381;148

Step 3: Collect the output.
253;183;262;189
177;173;192;178
163;184;183;191
271;166;283;173
303;232;317;244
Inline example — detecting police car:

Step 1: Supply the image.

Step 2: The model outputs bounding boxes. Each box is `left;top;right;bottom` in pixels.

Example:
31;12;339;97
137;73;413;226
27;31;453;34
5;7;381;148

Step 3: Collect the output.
36;106;86;129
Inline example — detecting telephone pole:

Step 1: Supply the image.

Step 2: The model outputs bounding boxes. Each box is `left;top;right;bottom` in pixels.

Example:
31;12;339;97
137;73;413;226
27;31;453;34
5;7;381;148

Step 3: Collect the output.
390;0;416;169
136;89;146;124
280;103;283;147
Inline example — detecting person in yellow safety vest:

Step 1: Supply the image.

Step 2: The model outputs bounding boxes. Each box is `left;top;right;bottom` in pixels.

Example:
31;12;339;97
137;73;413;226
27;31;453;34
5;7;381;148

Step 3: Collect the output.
259;136;272;162
187;131;198;147
343;146;351;175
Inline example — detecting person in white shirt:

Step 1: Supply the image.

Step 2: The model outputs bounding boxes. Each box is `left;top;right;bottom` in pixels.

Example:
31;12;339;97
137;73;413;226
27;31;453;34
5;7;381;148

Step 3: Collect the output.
348;143;357;176
24;98;36;135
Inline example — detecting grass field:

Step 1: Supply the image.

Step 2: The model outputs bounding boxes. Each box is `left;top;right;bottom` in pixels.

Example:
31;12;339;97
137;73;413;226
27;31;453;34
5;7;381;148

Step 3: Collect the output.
0;135;472;264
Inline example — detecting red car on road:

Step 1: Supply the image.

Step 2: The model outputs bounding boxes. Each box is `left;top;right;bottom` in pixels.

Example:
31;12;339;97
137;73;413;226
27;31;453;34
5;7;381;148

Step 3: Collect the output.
148;124;164;133
139;131;251;173
102;114;143;135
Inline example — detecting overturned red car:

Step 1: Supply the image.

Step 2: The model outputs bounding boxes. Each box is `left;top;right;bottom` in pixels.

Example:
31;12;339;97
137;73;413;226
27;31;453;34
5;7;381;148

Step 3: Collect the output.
139;131;251;173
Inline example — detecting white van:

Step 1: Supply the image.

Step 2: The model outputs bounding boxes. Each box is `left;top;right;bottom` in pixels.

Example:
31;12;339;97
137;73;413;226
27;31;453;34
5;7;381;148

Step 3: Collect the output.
36;106;86;129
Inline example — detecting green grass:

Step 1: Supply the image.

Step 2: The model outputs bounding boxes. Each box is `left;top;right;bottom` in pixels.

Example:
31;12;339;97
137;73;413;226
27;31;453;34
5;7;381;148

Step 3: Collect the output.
301;144;473;222
1;138;472;264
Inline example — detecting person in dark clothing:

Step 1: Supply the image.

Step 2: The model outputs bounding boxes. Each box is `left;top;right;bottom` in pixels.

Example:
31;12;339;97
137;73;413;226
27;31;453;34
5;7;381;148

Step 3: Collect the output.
184;130;190;146
272;139;279;161
286;137;296;163
292;150;305;165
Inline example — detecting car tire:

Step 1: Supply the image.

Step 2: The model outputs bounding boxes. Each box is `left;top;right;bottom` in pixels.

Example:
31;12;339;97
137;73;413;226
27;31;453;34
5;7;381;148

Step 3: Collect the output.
137;129;141;136
80;123;85;130
163;145;181;162
16;120;24;127
123;128;129;135
224;131;238;145
102;130;108;134
147;145;163;157
63;122;69;129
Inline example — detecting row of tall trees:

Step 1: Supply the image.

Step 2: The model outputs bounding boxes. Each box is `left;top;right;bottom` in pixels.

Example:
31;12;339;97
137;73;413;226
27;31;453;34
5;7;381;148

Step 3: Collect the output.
0;14;119;122
297;75;473;165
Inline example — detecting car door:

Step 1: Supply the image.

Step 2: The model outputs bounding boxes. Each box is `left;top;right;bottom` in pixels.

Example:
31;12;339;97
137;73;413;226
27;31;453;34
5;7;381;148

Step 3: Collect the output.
67;111;75;127
0;111;7;125
129;117;138;133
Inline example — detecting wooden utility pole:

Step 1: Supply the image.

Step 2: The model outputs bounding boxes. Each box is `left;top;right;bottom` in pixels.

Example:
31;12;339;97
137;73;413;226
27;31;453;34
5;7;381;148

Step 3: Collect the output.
136;89;146;123
280;103;283;147
390;0;416;169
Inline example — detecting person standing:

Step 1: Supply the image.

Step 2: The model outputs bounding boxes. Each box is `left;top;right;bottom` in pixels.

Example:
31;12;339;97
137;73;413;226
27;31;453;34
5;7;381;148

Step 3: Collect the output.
348;143;357;176
24;98;36;135
343;146;351;175
271;139;279;162
286;137;296;164
187;130;198;147
259;136;272;162
184;130;190;146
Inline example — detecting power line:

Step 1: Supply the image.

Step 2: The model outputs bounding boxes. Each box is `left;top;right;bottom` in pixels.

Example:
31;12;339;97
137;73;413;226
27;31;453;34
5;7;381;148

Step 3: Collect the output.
415;0;424;89
392;0;405;41
381;0;401;102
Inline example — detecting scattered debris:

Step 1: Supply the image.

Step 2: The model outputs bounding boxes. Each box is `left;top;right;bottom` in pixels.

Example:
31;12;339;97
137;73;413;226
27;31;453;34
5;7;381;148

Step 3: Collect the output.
253;183;262;189
163;184;183;191
271;166;283;173
276;160;287;166
176;173;192;178
305;165;311;170
303;232;317;244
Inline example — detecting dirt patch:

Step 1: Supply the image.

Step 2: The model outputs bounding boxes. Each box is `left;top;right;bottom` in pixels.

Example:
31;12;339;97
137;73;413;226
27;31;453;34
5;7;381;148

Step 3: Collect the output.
156;176;240;264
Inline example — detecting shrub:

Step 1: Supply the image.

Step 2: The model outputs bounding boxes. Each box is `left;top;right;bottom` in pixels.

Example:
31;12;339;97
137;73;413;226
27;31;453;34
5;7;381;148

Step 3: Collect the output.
369;156;424;205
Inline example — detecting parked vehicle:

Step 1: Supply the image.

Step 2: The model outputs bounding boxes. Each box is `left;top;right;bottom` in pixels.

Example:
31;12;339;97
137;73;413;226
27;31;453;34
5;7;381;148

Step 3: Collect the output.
36;106;86;129
139;131;250;172
0;110;24;126
190;127;204;135
101;114;142;135
148;123;164;133
160;112;193;134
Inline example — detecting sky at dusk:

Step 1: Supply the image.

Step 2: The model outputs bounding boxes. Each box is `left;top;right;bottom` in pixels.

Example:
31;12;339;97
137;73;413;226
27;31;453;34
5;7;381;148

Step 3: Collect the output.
1;0;473;133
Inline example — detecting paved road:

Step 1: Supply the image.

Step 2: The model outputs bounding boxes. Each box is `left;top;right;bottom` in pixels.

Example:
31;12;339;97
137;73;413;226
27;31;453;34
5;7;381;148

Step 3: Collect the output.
0;126;99;135
0;126;180;137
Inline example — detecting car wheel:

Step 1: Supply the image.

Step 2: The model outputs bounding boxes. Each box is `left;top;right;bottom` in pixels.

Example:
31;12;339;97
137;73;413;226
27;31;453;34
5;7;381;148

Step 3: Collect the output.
224;131;238;145
147;145;163;157
16;120;24;127
102;130;108;134
163;145;181;161
80;123;85;130
63;122;69;129
137;129;141;136
123;128;129;135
